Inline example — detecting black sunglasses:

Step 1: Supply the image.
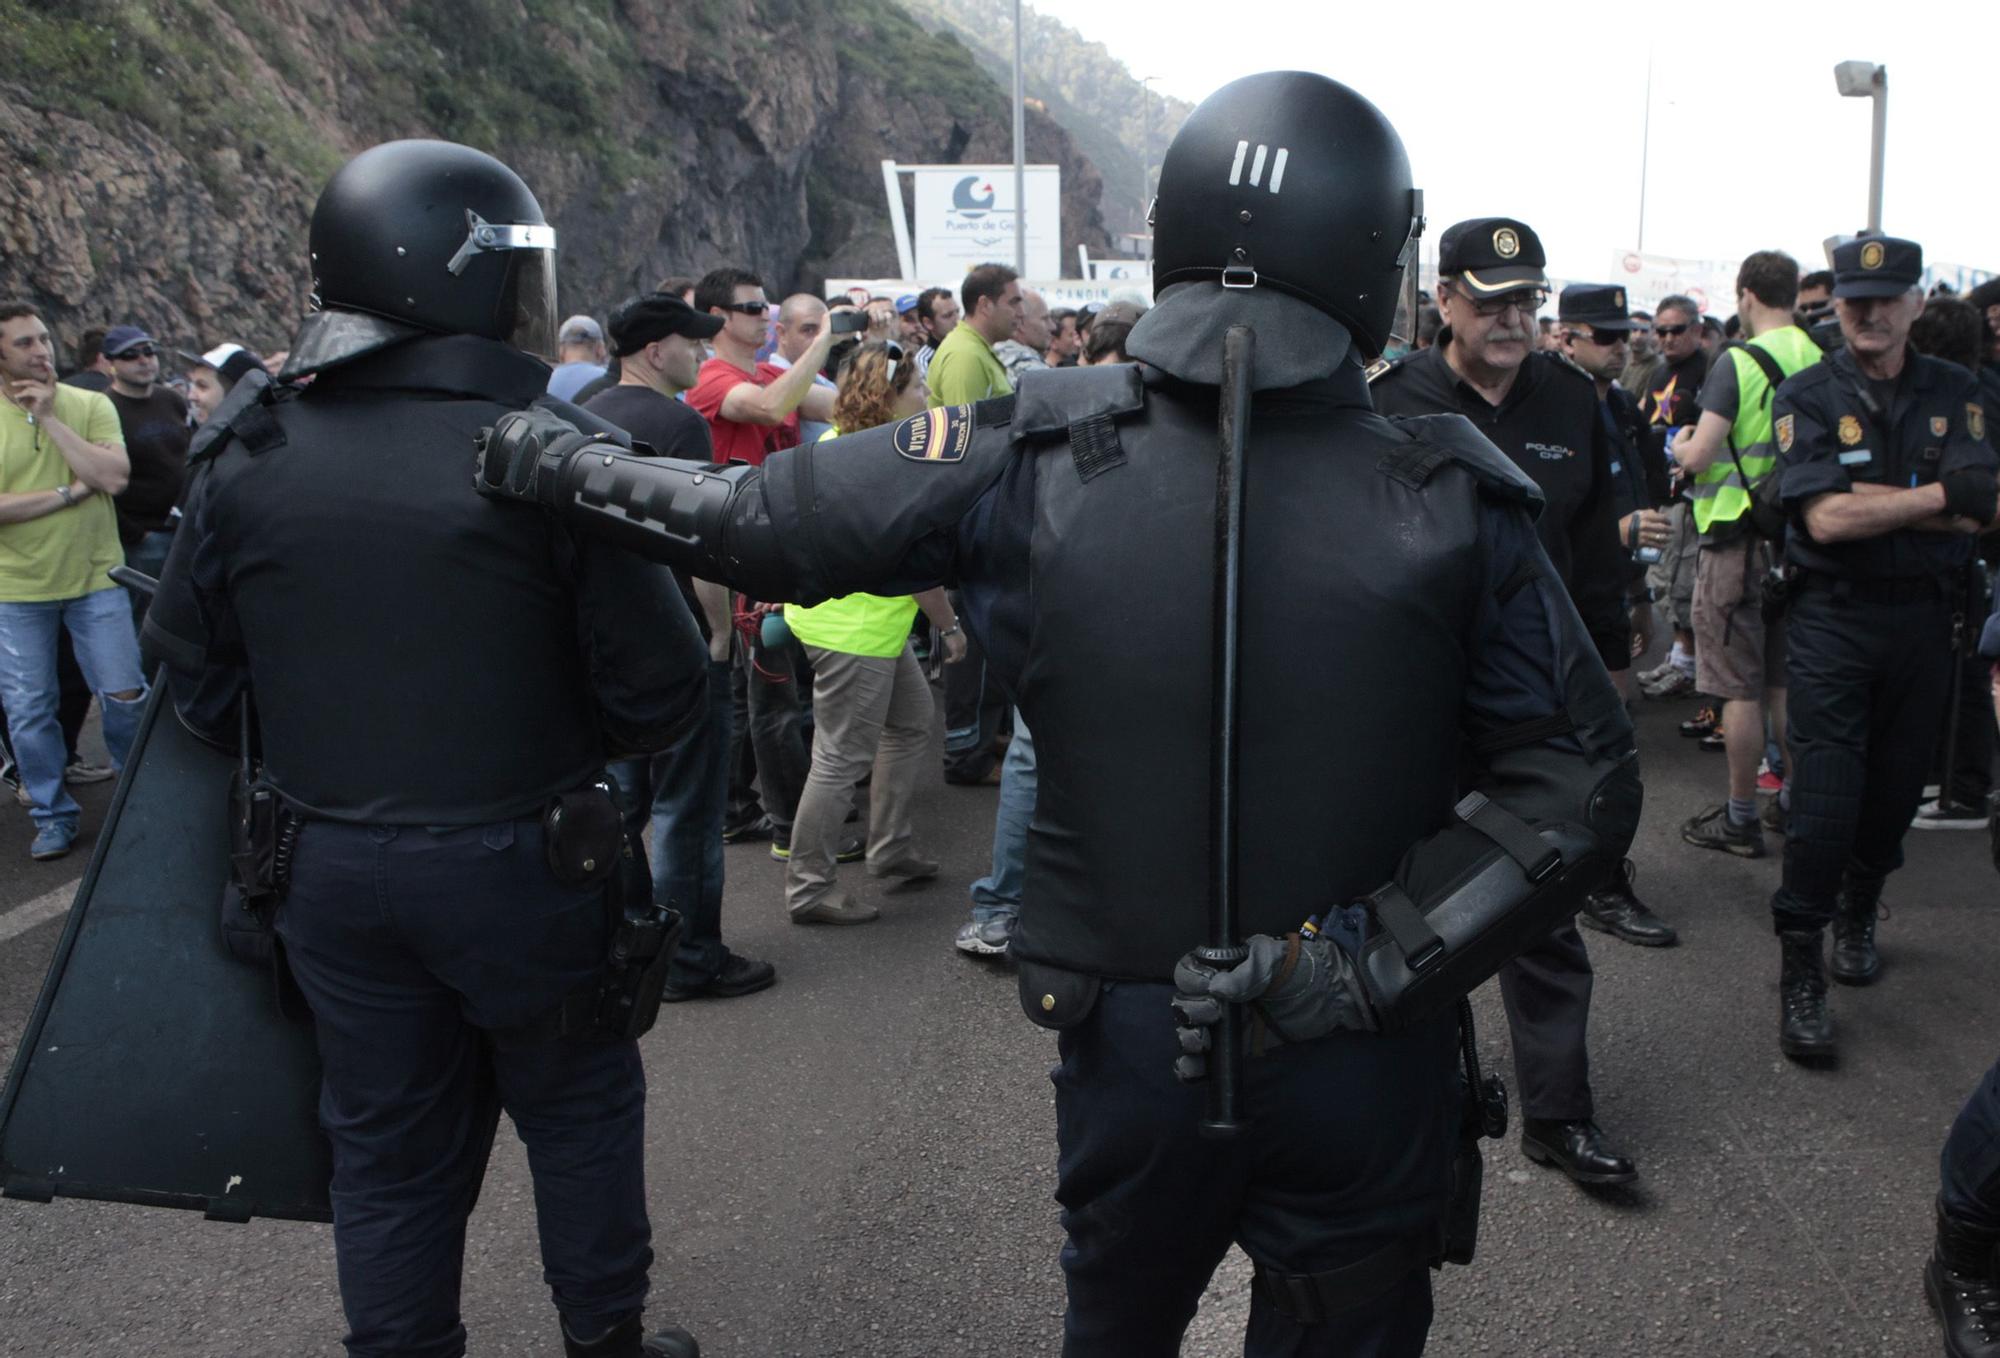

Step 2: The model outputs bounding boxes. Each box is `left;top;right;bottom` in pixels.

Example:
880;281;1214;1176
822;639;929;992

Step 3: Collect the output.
112;345;158;359
1653;323;1691;338
717;301;769;317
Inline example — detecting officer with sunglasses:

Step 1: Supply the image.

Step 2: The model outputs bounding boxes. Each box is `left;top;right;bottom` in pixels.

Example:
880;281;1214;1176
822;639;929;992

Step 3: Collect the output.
1371;218;1669;1189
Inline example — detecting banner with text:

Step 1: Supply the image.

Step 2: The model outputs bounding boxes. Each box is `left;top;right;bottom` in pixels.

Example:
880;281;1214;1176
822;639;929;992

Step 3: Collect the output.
910;166;1062;280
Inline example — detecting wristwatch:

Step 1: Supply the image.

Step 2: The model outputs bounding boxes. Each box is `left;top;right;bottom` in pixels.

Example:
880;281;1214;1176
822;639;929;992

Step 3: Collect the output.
55;485;74;507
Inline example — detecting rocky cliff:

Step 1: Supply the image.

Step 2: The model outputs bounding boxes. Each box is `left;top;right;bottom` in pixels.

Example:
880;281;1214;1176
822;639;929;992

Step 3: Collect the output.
0;0;1113;357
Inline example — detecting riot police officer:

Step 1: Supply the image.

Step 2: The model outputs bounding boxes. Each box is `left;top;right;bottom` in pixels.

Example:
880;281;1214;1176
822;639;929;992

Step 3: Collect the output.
1370;223;1665;1191
1769;234;1997;1060
473;73;1639;1356
143;142;708;1358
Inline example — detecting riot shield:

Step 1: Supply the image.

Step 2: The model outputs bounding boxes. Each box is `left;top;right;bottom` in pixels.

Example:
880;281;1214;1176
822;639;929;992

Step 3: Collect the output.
0;680;332;1223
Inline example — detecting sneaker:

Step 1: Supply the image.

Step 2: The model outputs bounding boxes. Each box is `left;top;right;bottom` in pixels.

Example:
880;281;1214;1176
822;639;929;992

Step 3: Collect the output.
1636;659;1678;685
770;832;864;863
1761;797;1787;834
1699;727;1726;753
63;758;116;785
1912;798;1987;831
722;813;774;845
790;895;880;926
1679;705;1720;738
1756;768;1783;794
1681;804;1767;858
29;821;76;861
1641;668;1697;700
661;952;777;1002
954;917;1013;956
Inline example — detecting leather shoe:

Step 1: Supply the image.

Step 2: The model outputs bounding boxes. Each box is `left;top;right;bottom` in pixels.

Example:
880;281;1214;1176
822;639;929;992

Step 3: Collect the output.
660;953;776;1003
790;895;880;926
1579;859;1678;947
1520;1118;1638;1186
869;855;940;888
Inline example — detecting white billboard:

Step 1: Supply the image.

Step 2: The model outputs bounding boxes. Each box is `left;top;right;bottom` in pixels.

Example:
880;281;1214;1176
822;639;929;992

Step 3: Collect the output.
906;165;1062;280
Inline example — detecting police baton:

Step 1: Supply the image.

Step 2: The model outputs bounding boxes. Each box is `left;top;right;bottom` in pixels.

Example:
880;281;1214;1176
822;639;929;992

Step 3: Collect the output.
1937;561;1975;818
1198;324;1256;1139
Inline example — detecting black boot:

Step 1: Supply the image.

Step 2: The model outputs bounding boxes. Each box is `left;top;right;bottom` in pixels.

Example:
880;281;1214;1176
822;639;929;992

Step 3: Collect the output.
1579;858;1679;947
1831;878;1883;985
564;1316;701;1358
1925;1200;2000;1357
1778;929;1836;1059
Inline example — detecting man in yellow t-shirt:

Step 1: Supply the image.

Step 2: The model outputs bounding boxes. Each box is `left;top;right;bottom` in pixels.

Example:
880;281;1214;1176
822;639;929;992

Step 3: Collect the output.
0;303;143;861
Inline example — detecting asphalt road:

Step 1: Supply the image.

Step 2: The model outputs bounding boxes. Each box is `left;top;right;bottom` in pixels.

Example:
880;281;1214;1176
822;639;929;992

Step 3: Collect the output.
1;688;1993;1357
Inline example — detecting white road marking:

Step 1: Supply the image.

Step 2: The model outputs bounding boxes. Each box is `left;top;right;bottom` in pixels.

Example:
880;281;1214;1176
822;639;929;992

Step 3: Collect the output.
0;880;80;945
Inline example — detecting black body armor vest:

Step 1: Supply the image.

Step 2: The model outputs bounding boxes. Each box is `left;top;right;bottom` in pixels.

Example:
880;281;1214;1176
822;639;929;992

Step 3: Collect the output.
1006;370;1494;982
169;336;610;823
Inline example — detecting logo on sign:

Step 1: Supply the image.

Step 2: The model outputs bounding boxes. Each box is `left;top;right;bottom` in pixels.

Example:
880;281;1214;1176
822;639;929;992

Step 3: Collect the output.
952;176;997;218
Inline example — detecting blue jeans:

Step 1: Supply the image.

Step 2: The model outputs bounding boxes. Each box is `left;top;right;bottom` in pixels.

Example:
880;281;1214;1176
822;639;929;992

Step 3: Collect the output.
608;658;732;988
122;528;175;628
969;710;1036;925
0;587;147;827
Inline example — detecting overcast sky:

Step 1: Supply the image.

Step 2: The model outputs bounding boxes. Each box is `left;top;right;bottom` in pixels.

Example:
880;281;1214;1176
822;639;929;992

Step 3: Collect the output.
1032;0;1994;286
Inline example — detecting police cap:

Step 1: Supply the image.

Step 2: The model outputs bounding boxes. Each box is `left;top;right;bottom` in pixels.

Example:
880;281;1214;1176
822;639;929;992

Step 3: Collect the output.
1438;217;1549;296
1831;236;1923;299
1557;283;1634;331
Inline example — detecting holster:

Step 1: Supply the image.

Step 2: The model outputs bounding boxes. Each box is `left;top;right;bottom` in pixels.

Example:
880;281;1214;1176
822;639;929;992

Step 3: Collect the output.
1442;998;1507;1266
1016;957;1102;1031
219;700;308;1021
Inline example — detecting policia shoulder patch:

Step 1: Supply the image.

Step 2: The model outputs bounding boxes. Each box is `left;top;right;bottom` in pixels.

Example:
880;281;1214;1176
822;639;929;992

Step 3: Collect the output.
894;404;977;463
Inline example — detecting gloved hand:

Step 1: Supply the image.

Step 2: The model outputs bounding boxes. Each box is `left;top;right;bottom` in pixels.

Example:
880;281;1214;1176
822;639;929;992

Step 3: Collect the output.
1941;469;1999;527
475;407;599;508
1170;932;1378;1082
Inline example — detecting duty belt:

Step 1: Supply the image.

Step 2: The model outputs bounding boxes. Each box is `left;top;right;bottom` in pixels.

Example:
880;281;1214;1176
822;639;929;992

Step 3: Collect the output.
1794;572;1952;605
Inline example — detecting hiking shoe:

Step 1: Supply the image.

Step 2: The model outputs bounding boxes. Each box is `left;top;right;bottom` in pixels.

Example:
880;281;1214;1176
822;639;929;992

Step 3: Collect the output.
1681;804;1767;858
954;918;1013;957
1679;705;1719;738
1641;667;1697;700
1912;798;1987;830
661;952;777;1002
29;821;76;861
63;758;116;785
771;833;864;863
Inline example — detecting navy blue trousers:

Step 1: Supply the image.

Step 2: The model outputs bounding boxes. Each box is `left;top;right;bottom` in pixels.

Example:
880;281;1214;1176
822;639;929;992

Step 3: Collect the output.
1943;1057;2000;1232
278;819;653;1358
1774;591;1953;932
1052;981;1458;1358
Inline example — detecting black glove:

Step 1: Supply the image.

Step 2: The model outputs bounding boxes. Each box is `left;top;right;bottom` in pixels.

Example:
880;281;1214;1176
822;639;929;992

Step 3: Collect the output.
1941;469;1998;527
474;407;598;509
1170;933;1378;1082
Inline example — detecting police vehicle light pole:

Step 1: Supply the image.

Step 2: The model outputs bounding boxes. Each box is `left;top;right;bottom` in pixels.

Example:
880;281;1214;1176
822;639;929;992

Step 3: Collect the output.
1833;61;1887;235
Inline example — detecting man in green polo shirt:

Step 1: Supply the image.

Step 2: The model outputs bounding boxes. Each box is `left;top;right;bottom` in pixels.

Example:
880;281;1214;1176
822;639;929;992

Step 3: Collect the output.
927;263;1021;410
0;302;144;860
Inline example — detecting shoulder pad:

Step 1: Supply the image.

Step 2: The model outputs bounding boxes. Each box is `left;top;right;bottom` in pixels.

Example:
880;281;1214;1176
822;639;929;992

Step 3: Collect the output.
1379;414;1545;515
1010;363;1144;441
1534;350;1596;384
1363;351;1418;386
188;368;285;464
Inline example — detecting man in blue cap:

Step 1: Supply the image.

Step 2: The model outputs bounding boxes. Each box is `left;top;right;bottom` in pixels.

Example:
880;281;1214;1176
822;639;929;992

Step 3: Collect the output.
1765;235;1997;1060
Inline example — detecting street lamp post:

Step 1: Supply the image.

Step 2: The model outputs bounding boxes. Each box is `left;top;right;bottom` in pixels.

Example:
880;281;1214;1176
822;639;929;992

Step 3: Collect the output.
1012;0;1027;276
1833;60;1887;234
1140;75;1158;231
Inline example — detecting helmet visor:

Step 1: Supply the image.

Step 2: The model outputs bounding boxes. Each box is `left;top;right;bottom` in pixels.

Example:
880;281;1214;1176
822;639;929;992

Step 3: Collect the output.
498;246;559;360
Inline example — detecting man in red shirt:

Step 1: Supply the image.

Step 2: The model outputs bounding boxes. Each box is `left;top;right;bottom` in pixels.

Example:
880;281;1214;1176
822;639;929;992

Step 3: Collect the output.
685;267;835;465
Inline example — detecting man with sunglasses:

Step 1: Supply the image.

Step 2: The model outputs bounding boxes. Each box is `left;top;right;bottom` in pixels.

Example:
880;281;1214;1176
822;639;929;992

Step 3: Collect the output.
1371;217;1651;1187
99;325;191;601
686;267;836;469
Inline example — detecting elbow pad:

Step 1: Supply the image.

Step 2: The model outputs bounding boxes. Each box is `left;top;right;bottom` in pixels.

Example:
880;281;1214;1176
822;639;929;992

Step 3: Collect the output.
1356;754;1642;1034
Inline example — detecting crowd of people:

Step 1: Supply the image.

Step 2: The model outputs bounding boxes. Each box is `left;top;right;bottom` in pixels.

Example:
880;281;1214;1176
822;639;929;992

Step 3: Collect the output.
5;151;1999;1351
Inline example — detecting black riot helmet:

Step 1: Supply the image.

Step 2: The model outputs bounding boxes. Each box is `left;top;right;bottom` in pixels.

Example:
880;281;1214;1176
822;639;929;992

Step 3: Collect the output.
307;140;559;357
1149;72;1423;358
